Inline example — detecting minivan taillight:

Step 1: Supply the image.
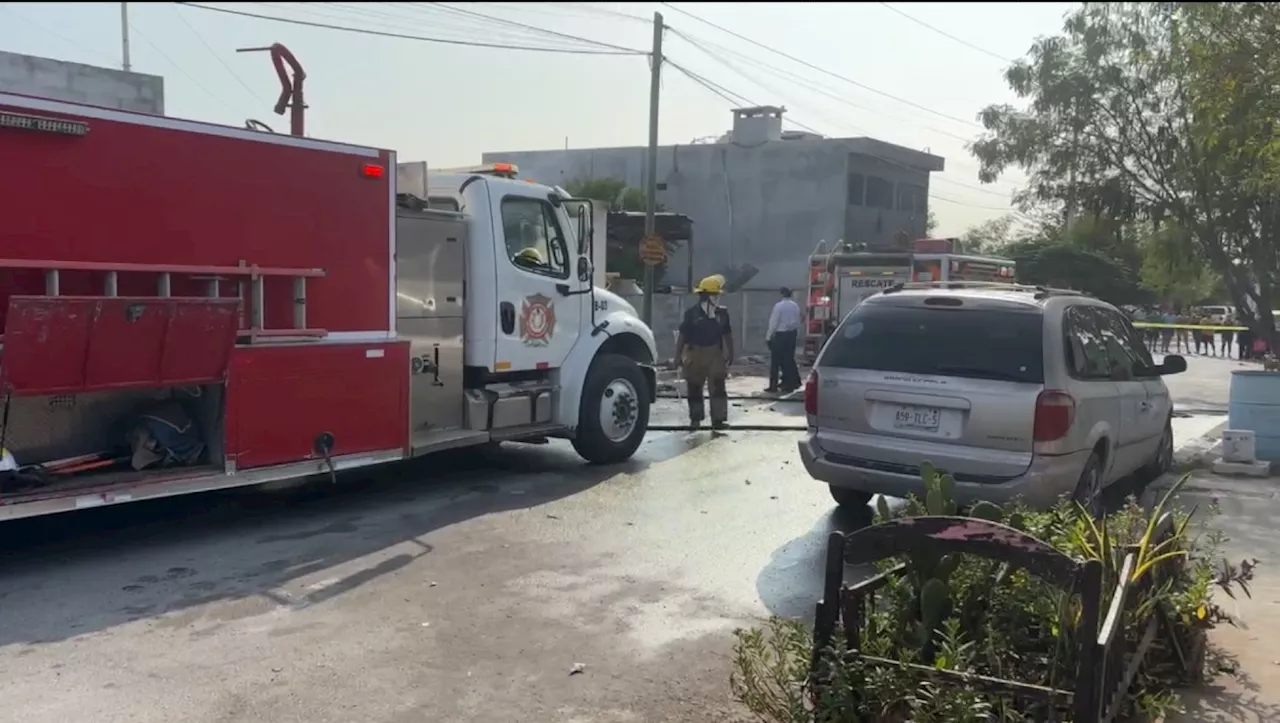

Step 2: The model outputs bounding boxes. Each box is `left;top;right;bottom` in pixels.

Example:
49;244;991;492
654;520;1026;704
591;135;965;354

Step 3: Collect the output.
1033;390;1076;442
804;371;819;415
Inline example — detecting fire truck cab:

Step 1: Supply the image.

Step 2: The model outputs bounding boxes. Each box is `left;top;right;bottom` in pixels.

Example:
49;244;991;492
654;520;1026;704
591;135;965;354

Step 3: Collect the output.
803;237;1016;358
0;93;657;521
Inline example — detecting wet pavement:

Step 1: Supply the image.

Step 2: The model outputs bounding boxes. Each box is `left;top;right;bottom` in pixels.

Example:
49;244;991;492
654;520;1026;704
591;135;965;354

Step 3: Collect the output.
0;356;1236;723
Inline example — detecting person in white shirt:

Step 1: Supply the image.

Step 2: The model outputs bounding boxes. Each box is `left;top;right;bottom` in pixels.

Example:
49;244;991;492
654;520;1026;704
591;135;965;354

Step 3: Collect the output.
765;287;803;393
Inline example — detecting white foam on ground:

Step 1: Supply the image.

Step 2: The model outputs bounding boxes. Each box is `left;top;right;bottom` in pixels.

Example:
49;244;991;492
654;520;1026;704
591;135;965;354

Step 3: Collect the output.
1172;415;1226;451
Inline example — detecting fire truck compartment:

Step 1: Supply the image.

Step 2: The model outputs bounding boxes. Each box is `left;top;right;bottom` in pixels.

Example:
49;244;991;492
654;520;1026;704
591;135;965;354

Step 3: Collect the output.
0;384;225;502
0;339;410;505
1;295;240;395
224;341;410;470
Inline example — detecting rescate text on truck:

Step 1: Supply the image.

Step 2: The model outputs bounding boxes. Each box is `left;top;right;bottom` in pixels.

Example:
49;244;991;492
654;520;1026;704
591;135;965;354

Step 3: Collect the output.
0;92;658;521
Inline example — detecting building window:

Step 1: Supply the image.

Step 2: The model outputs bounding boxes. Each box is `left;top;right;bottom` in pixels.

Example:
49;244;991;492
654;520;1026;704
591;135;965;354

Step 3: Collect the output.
847;173;865;206
896;183;927;214
865;175;894;210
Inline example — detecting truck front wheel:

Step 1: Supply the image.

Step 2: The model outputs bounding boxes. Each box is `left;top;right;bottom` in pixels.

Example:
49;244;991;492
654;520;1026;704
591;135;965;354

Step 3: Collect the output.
571;353;650;465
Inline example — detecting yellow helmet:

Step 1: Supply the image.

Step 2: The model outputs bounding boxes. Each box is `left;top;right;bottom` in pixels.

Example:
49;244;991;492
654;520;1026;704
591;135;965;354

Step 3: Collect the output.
515;247;544;265
694;274;725;295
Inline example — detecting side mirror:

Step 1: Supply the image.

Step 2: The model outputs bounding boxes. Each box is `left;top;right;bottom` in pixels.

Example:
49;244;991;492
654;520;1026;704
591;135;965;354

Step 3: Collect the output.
1158;354;1187;375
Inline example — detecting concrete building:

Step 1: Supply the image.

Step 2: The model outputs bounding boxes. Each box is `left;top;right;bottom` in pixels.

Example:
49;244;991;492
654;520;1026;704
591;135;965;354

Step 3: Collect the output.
0;51;164;114
484;105;944;291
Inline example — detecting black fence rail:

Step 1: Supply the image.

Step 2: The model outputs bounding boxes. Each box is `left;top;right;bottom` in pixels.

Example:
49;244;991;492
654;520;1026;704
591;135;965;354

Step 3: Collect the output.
810;513;1186;723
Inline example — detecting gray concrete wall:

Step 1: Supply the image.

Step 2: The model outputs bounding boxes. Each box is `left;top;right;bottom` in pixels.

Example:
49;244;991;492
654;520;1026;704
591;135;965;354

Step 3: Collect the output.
0;51;164;114
485;137;941;292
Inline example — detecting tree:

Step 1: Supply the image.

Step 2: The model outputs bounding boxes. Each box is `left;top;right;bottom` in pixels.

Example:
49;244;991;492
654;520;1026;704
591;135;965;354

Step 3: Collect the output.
969;2;1280;342
959;215;1017;255
562;177;673;283
562;177;655;212
1138;224;1219;307
925;209;938;236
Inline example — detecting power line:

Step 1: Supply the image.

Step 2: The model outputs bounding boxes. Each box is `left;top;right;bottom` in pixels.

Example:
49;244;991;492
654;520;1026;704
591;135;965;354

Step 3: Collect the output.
315;2;611;50
419;2;640;54
664;51;1015;204
876;2;1013;63
658;2;982;129
666;59;1015;213
177;2;648;55
172;4;271;107
127;20;244;117
670;26;975;145
0;6;119;67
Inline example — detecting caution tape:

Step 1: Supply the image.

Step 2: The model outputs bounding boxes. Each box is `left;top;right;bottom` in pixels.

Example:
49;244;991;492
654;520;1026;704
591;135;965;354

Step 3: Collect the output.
1131;322;1248;332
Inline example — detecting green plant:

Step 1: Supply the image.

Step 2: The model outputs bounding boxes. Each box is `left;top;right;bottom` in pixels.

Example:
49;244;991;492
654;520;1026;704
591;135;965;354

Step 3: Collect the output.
730;467;1256;722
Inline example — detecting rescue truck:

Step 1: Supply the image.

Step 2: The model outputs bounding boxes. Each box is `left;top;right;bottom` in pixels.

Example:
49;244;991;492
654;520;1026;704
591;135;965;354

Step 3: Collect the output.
0;92;658;521
803;237;1017;358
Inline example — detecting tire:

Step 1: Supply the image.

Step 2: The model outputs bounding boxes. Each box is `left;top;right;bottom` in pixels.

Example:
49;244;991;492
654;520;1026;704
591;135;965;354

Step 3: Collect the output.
828;485;873;510
1139;419;1174;483
1072;450;1105;518
571;353;651;465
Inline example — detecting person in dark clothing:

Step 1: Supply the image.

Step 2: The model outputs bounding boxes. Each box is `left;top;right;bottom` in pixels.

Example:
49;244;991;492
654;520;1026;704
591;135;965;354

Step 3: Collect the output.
676;275;735;430
1239;327;1254;360
765;287;803;394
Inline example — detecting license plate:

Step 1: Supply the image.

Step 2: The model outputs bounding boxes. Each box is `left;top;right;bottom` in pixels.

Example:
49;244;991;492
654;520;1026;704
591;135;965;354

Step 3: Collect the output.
893;406;941;431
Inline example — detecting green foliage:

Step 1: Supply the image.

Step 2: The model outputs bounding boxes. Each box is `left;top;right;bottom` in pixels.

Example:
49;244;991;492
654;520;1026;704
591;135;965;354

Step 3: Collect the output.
925;210;939;236
730;469;1256;722
958;215;1018;256
562;177;656;213
967;2;1280;340
562;177;671;283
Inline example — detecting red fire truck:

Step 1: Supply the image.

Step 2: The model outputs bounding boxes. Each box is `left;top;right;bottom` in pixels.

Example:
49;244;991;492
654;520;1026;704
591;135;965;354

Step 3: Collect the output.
802;237;1017;358
0;92;659;522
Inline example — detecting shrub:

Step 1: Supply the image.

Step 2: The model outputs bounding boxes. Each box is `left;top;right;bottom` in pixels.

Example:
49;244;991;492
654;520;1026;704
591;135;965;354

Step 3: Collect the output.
730;467;1256;723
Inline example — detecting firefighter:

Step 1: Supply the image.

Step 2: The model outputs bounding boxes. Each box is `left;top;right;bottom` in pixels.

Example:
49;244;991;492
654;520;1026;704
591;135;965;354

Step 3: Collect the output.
675;274;734;430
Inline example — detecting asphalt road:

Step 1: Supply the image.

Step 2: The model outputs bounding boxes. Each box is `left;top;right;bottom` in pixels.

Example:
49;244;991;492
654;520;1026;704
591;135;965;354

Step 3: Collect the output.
0;356;1239;723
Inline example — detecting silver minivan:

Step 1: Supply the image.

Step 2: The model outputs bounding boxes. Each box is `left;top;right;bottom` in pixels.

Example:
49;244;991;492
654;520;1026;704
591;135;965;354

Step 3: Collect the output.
798;283;1186;512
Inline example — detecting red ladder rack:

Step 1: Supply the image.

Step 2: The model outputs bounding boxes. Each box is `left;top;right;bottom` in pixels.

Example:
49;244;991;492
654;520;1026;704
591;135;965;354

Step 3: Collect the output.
0;258;327;341
0;259;328;396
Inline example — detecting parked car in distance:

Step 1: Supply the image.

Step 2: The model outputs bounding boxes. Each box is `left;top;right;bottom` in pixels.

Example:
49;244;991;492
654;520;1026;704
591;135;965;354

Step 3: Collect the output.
798;282;1187;512
1196;305;1232;325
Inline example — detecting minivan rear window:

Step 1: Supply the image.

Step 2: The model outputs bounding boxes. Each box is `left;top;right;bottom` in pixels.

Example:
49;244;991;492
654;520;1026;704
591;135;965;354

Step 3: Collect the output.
820;304;1045;383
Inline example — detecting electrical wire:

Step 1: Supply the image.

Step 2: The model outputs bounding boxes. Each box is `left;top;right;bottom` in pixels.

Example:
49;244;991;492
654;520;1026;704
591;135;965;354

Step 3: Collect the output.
127;20;245;117
665;59;1017;213
659;2;982;129
420;2;641;55
876;2;1013;63
0;6;119;67
668;26;975;147
172;4;272;107
316;2;610;51
177;2;648;55
666;28;1013;201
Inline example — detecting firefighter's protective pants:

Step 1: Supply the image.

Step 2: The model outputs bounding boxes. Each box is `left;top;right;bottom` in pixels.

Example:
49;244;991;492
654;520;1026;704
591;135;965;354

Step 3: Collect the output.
682;344;728;424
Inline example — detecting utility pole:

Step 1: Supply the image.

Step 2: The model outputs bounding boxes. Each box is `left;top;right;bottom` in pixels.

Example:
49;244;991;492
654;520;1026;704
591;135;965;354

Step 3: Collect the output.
120;2;132;72
641;11;664;326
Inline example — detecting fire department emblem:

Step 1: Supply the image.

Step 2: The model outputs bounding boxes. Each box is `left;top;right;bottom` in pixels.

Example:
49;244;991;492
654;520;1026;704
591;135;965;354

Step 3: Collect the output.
520;293;556;347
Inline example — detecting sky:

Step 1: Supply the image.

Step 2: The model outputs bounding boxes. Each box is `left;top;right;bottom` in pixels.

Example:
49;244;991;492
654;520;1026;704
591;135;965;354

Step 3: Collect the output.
0;1;1076;236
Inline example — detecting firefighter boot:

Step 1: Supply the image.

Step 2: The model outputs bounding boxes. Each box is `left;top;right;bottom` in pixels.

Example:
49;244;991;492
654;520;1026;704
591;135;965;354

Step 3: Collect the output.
709;376;729;430
686;380;705;430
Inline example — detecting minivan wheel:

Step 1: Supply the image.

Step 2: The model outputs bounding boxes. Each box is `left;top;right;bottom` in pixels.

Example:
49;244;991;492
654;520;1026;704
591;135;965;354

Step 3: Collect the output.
1072;452;1105;518
1140;420;1174;483
828;485;873;510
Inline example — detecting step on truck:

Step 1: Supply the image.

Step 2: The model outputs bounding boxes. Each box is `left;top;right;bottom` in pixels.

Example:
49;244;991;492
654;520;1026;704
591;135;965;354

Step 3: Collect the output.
0;93;658;521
